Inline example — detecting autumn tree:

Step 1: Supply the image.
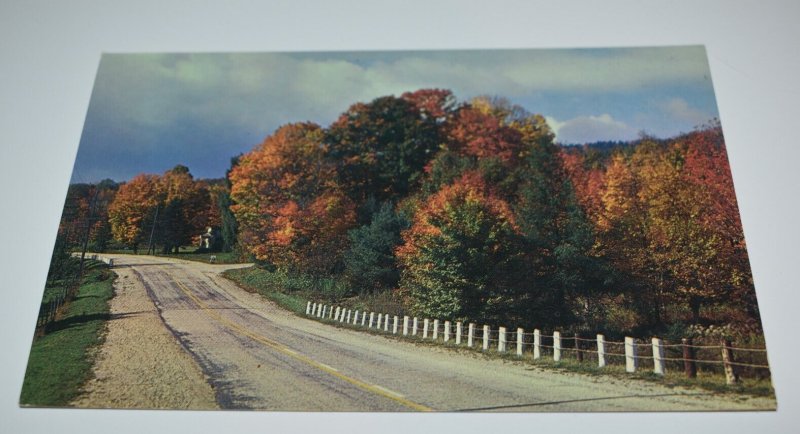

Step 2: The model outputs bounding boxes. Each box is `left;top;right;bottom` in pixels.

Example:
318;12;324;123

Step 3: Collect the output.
108;174;161;253
593;145;671;328
445;105;525;165
640;126;757;324
446;96;609;328
396;172;524;322
229;122;355;273
560;147;606;221
681;124;755;318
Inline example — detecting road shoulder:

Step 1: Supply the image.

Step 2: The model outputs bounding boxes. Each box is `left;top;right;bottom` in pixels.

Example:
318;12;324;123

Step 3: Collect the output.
70;264;218;409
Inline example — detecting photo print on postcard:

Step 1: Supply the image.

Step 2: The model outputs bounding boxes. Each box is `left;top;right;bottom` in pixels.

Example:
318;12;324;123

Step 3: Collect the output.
21;47;775;411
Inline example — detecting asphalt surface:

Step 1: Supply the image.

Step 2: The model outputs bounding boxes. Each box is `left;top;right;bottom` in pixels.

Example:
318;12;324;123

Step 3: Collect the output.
107;254;776;412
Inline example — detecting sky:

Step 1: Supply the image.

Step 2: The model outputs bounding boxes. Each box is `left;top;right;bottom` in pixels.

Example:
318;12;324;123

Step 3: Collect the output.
71;46;719;183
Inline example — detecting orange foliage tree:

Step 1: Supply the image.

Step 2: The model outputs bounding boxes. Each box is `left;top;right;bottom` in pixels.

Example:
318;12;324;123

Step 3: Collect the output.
108;174;162;253
229;122;356;273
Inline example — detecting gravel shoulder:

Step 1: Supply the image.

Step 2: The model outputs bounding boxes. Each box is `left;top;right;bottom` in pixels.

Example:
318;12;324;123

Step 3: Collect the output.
70;264;218;409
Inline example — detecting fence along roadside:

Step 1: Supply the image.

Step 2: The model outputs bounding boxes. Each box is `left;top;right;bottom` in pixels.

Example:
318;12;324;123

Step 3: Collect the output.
36;256;114;333
303;301;769;385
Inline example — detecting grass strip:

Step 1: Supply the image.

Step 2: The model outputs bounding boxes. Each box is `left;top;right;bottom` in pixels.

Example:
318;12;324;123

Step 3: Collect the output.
221;266;308;314
20;263;115;407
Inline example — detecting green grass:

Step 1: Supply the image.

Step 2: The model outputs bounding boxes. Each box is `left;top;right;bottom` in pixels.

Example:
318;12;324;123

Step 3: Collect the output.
20;263;116;407
222;266;309;314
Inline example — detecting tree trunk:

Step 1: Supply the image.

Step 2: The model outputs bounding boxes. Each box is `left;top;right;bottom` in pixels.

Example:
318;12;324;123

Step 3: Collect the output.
690;297;702;323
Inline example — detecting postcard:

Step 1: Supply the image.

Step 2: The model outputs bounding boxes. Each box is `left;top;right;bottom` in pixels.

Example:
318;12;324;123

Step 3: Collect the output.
20;47;775;411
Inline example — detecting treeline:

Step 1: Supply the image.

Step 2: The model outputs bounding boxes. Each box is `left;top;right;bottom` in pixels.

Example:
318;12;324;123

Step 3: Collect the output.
224;89;759;338
54;165;237;272
56;88;760;339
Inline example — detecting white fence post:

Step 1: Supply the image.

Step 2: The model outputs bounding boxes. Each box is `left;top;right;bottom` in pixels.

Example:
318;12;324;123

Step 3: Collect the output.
516;328;524;356
377;313;383;329
625;337;638;373
328;306;333;319
468;323;475;347
306;301;312;315
444;321;451;342
498;327;507;352
412;317;419;336
353;310;360;325
321;305;326;318
423;319;430;339
384;314;390;332
334;307;341;321
553;331;562;362
652;337;666;375
482;325;490;351
403;316;409;335
369;312;375;328
432;319;439;340
393;316;399;334
597;334;606;368
345;309;350;323
456;322;463;345
533;329;541;359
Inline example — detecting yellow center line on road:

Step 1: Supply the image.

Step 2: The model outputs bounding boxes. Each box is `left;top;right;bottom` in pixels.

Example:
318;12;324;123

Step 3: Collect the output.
172;279;433;412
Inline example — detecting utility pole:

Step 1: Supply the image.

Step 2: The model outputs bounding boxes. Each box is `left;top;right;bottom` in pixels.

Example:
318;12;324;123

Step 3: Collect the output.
146;205;159;255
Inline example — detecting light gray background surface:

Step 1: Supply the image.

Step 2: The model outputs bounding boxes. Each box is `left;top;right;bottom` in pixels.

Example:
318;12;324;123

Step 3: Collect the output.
1;1;798;433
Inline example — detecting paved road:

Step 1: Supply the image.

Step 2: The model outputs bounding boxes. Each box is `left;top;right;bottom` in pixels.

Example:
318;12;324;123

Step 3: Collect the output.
108;254;775;412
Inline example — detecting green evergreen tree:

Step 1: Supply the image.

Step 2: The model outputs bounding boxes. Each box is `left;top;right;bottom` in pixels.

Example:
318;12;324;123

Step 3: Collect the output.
344;202;409;295
397;174;524;322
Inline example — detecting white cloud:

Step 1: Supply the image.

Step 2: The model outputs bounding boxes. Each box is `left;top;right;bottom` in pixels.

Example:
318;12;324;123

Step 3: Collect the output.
659;97;712;127
546;114;639;144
